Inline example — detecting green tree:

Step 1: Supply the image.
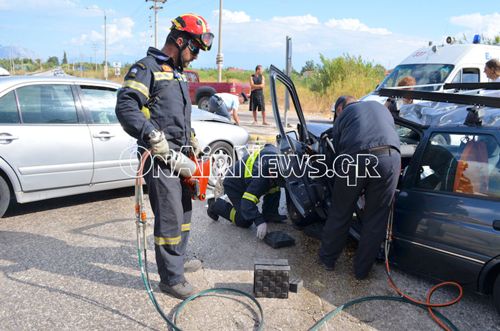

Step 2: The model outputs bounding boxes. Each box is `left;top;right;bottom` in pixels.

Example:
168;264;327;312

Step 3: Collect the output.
300;60;317;75
62;51;68;65
46;56;59;67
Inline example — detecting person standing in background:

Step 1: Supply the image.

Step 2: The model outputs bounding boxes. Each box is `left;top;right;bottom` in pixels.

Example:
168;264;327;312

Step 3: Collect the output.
249;65;269;125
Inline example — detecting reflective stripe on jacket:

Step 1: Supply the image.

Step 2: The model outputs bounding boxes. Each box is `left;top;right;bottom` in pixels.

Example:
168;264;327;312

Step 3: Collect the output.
115;47;192;151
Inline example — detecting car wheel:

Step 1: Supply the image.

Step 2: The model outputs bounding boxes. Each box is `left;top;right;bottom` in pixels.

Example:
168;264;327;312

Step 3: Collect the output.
494;274;500;315
0;176;12;217
197;96;211;111
209;141;235;195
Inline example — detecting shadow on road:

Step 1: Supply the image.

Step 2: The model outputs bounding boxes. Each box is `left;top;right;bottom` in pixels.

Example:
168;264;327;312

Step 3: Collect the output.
0;229;146;290
4;187;135;218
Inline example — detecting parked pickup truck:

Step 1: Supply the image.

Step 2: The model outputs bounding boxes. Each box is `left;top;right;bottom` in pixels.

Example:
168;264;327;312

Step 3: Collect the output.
184;70;251;110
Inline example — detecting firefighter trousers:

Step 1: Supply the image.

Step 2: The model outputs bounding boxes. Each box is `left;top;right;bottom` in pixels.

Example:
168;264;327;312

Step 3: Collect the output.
144;159;192;286
211;185;281;227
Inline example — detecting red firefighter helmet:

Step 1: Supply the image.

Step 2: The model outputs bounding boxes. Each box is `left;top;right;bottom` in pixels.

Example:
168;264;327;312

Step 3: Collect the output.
171;14;214;51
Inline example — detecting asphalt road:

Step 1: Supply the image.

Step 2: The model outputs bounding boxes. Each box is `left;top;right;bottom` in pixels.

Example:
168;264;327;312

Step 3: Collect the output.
1;188;499;331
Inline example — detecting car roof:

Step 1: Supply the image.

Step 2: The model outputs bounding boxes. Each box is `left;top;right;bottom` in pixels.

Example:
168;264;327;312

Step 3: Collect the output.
0;75;121;90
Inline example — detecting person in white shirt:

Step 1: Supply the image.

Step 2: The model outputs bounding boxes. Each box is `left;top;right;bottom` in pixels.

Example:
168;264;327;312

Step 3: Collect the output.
208;92;248;125
484;58;500;82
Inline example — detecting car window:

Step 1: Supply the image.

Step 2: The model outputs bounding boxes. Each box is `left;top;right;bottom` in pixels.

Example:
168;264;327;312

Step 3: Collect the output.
396;124;420;145
17;84;77;124
379;64;454;91
451;68;480;83
80;86;118;124
415;132;500;199
461;68;480;83
0;91;20;123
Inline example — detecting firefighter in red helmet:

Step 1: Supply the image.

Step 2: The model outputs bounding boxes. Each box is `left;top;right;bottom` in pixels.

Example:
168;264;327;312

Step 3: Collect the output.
116;14;213;299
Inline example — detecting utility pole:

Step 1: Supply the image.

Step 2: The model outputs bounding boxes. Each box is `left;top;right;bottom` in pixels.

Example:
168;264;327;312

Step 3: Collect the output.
86;7;108;79
284;36;292;128
216;0;223;82
92;43;98;72
146;0;167;49
104;12;108;80
9;47;15;74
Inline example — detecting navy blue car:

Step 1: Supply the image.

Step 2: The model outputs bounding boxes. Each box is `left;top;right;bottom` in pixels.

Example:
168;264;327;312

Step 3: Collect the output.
268;66;500;314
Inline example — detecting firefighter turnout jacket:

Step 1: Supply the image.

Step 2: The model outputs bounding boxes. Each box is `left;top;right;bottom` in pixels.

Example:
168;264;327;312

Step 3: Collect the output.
223;144;282;226
115;47;191;151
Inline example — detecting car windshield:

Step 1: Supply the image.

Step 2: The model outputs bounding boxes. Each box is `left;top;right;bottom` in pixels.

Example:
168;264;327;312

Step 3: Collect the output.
378;64;454;91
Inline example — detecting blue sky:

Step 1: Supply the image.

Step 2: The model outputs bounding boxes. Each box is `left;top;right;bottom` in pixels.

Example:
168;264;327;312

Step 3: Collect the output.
0;0;499;70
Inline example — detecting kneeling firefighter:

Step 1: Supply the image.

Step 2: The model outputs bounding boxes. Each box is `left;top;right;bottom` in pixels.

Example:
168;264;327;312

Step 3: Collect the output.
207;144;286;239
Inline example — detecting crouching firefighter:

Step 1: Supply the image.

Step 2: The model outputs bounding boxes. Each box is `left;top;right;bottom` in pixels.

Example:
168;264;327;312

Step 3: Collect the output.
115;13;214;299
207;144;286;239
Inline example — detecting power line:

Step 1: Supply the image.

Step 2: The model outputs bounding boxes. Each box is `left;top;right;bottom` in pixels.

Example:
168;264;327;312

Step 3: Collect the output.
146;0;167;49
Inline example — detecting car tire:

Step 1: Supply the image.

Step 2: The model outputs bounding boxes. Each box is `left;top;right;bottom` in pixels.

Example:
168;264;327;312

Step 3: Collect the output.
494;274;500;315
0;176;12;217
197;96;211;111
209;141;235;177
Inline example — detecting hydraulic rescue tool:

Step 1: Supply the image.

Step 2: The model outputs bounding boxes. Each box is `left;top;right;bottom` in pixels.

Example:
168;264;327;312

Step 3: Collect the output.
134;150;264;331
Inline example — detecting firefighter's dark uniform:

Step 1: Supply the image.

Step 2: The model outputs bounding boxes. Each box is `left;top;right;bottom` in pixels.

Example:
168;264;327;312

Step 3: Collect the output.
319;100;401;279
211;144;282;228
115;47;192;287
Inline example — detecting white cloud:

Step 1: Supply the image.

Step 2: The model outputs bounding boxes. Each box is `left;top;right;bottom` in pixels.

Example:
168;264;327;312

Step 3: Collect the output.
71;17;135;46
450;13;500;39
325;18;391;35
212;13;420;69
272;14;320;26
213;9;251;24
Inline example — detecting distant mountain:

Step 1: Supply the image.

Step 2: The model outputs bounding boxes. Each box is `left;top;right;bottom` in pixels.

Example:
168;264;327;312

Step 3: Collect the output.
0;45;37;59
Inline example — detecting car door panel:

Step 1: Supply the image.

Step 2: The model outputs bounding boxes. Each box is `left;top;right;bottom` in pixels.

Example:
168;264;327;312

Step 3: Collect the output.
392;130;500;286
393;191;491;285
2;84;93;191
1;124;93;191
77;85;138;184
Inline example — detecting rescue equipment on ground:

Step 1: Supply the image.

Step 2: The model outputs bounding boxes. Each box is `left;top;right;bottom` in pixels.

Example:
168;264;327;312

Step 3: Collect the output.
263;231;296;249
254;259;290;299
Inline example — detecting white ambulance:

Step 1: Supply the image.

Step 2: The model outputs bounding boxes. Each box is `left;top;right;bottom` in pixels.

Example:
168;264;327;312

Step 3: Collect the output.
363;39;500;102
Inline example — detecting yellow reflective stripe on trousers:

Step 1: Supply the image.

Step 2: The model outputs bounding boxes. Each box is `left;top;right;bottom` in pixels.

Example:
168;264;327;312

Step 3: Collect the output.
181;223;191;232
123;80;149;98
141;106;150;119
242;192;259;204
229;208;237;223
153;71;174;81
268;186;280;194
244;149;261;178
154;236;181;245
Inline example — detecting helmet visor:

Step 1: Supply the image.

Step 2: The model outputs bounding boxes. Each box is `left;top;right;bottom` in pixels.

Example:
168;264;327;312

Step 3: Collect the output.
197;32;214;51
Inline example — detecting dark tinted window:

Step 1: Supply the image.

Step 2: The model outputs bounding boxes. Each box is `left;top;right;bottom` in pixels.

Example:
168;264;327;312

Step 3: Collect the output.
80;86;118;124
17;84;77;124
0;91;20;123
416;133;500;198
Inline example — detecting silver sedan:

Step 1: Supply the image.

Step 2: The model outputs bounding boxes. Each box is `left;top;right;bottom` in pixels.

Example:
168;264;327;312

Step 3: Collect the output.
0;76;249;217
